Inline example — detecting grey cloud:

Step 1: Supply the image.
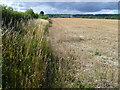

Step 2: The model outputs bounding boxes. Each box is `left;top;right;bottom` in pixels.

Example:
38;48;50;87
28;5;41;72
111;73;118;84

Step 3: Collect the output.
45;2;118;12
2;2;118;14
23;2;118;12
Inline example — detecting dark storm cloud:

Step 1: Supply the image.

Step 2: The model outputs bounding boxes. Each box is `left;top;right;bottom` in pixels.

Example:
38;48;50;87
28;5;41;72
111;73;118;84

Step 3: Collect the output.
1;2;118;14
21;2;118;12
44;2;118;12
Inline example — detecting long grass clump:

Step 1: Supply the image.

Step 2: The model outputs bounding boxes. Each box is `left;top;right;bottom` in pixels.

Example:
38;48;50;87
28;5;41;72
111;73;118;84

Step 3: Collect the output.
2;19;54;88
0;5;60;88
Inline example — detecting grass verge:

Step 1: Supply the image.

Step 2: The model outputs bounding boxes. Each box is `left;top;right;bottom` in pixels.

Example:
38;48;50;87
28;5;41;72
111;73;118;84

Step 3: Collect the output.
2;19;56;88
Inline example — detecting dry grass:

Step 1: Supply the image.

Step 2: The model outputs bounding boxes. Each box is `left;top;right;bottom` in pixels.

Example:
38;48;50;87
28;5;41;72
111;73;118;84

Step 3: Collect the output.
49;18;118;88
2;19;51;88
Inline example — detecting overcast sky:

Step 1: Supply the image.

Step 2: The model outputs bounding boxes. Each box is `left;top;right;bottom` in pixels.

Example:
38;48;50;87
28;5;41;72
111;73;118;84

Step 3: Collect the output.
0;1;119;14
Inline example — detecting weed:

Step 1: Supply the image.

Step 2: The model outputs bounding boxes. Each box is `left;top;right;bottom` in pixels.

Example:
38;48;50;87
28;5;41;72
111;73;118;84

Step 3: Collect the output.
95;51;101;56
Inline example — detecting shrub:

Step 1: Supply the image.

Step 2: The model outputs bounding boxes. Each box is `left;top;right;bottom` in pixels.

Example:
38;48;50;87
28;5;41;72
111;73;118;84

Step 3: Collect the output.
39;15;49;20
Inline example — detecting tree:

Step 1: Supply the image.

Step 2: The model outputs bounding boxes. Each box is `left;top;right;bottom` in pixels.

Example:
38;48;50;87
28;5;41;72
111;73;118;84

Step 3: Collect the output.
40;11;44;15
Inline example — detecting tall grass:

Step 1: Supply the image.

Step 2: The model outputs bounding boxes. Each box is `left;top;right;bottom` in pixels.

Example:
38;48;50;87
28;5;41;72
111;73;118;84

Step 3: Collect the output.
2;19;54;88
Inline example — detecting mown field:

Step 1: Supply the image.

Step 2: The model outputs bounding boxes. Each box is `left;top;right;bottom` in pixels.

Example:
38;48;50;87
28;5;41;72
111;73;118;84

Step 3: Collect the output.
49;18;118;88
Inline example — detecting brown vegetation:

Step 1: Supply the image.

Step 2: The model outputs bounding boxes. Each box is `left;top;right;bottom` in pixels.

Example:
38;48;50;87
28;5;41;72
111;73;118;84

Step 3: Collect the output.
49;18;118;88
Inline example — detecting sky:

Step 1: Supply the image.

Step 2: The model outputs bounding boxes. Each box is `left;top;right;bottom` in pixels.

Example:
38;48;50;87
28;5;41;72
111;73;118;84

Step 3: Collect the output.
0;0;119;14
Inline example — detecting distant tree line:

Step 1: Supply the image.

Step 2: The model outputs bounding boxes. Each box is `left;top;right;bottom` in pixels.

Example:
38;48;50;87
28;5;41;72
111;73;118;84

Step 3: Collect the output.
0;5;49;29
72;14;120;19
47;14;120;19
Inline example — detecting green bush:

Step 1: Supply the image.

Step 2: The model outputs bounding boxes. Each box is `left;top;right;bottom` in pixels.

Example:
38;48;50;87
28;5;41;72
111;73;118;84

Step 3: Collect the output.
0;5;49;29
39;15;49;20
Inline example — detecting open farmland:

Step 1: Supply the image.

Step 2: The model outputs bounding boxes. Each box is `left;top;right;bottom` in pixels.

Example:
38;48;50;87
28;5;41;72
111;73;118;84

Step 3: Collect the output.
49;18;118;88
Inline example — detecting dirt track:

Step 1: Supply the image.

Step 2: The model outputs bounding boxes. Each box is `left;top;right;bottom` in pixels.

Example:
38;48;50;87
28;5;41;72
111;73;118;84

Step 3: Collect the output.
49;18;118;88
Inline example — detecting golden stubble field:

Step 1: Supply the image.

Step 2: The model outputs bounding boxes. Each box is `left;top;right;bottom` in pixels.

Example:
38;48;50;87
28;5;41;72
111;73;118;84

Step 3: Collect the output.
49;18;118;88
